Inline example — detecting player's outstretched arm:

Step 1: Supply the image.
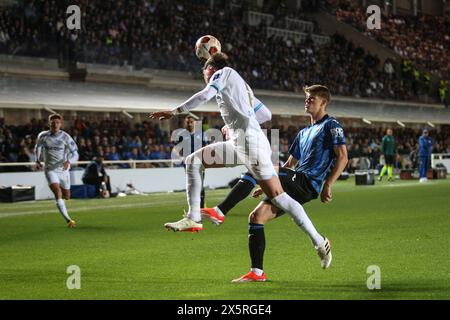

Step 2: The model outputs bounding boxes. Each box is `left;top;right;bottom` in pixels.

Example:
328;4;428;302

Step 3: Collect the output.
320;145;348;203
149;85;217;120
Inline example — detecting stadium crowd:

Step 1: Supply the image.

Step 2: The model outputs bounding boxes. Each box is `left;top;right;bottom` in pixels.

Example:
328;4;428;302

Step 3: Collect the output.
0;117;173;170
1;116;449;173
0;0;439;102
327;0;449;79
326;0;449;103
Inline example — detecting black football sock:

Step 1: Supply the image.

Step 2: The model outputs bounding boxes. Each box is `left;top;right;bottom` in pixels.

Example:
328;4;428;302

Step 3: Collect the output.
217;173;256;215
200;187;205;208
248;223;265;270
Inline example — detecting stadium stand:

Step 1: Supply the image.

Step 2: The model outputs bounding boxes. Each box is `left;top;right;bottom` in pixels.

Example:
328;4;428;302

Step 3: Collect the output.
325;0;449;104
0;0;446;102
327;0;449;79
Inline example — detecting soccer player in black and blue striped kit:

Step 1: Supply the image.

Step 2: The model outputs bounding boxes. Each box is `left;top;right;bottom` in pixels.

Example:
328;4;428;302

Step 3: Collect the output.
204;85;348;282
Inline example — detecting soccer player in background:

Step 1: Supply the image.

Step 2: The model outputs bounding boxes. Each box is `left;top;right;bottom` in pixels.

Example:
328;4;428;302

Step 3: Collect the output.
34;114;79;228
149;53;332;270
378;128;396;182
418;128;433;182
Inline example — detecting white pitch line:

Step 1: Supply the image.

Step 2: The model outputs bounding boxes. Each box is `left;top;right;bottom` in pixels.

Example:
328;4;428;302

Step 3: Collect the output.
0;195;229;218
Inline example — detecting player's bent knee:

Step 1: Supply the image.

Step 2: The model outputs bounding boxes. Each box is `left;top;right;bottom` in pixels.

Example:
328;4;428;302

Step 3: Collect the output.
248;209;267;224
249;213;263;224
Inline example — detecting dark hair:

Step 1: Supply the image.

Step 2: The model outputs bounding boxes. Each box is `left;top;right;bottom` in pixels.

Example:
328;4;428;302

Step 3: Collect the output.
203;52;229;70
304;85;331;104
48;113;62;122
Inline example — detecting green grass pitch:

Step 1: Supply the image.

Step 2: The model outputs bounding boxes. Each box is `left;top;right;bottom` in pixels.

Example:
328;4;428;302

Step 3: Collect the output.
0;178;449;300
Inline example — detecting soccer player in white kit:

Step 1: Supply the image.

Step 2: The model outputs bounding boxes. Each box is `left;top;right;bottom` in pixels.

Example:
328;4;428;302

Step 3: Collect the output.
149;54;329;269
35;114;79;228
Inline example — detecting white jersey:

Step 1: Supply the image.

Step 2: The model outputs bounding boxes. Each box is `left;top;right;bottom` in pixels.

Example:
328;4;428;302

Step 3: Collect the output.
207;67;262;139
176;67;269;141
35;130;79;171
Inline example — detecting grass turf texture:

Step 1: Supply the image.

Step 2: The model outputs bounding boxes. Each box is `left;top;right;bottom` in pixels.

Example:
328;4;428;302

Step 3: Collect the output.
0;177;449;300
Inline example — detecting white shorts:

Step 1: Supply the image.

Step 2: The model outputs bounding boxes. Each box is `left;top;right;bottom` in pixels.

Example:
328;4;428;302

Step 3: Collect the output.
199;132;276;181
45;169;71;190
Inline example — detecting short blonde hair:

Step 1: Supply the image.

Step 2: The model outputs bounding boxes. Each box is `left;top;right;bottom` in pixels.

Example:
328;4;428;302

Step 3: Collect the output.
48;113;62;122
304;85;331;104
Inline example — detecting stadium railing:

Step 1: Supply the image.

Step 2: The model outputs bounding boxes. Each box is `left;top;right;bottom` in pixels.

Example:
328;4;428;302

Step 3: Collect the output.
285;17;314;33
246;11;275;26
0;160;179;171
266;27;330;45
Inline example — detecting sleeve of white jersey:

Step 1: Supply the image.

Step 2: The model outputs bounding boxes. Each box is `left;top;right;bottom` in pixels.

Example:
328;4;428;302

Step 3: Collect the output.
253;97;272;124
173;86;217;113
172;69;226;113
65;134;79;164
34;132;44;162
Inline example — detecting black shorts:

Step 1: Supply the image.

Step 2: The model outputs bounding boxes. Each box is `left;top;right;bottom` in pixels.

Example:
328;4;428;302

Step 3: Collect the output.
384;154;395;165
263;168;318;216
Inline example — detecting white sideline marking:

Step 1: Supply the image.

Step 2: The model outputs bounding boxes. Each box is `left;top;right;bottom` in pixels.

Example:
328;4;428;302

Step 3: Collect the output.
0;195;228;218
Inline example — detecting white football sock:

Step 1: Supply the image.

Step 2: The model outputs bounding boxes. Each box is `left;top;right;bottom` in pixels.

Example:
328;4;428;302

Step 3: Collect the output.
251;268;264;276
185;154;204;222
213;206;224;217
56;199;71;222
271;192;324;246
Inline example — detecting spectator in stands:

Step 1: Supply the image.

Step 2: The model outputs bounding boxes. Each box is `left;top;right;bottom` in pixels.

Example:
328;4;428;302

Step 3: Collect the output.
78;138;94;161
126;147;145;161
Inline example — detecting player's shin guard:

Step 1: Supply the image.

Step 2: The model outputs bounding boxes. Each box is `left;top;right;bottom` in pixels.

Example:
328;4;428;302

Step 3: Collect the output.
271;192;324;246
185;154;204;222
248;223;265;270
56;199;71;222
217;173;256;215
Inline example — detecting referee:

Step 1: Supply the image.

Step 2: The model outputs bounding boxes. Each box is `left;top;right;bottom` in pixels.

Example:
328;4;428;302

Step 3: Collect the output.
378;128;396;182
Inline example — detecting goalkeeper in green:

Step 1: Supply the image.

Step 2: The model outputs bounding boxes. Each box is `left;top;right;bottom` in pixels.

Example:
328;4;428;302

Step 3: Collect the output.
378;128;396;181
